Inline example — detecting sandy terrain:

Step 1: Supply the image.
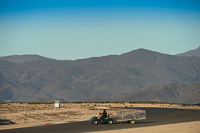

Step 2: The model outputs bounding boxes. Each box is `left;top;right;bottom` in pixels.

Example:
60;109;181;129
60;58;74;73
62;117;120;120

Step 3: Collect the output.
0;102;200;132
87;121;200;133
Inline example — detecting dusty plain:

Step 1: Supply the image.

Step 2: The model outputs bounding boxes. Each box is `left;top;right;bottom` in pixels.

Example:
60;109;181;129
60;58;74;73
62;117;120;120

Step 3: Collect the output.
0;102;200;132
87;121;200;133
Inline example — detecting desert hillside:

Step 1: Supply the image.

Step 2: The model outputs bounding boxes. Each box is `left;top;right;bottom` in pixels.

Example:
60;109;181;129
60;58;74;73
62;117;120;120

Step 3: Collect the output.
0;49;200;103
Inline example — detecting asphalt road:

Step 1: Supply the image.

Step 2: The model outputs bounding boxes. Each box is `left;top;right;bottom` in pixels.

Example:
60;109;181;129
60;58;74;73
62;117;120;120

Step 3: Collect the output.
1;107;200;133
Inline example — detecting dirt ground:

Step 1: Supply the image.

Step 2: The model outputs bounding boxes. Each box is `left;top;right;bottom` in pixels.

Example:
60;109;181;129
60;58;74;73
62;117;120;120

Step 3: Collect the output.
0;102;200;131
87;121;200;133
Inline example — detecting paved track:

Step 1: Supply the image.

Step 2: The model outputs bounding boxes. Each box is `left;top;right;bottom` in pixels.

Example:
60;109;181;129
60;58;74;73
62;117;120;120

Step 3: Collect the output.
1;107;200;133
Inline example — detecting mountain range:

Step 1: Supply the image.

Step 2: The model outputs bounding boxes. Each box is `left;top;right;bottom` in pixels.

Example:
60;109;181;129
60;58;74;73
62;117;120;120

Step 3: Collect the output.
0;47;200;104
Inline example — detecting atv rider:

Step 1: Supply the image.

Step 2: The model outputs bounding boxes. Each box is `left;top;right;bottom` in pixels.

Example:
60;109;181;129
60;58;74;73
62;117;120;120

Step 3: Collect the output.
99;109;107;121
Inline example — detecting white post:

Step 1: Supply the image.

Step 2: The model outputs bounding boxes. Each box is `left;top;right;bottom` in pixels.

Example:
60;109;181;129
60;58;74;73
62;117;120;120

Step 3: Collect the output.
55;100;60;108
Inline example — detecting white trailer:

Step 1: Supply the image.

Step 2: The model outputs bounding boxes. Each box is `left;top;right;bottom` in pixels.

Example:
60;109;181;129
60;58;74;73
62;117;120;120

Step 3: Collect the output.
115;109;146;124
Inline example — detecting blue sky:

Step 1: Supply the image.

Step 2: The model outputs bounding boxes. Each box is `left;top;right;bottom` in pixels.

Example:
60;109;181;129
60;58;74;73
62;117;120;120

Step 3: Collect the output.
0;0;200;60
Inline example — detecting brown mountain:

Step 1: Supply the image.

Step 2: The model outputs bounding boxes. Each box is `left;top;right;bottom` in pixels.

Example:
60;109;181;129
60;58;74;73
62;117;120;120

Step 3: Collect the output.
177;46;200;57
119;82;200;104
0;54;51;63
0;49;200;103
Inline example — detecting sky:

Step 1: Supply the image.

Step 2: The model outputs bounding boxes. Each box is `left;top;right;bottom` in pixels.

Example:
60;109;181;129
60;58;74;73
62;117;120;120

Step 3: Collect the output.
0;0;200;60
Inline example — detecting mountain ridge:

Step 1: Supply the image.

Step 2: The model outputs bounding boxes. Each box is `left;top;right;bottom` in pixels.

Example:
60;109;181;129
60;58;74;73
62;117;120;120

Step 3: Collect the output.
177;46;200;57
0;54;51;64
0;49;200;103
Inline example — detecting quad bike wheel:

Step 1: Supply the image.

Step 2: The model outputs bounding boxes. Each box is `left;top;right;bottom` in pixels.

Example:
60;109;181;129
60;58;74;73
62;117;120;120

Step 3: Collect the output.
108;120;113;124
93;120;98;125
130;120;135;124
